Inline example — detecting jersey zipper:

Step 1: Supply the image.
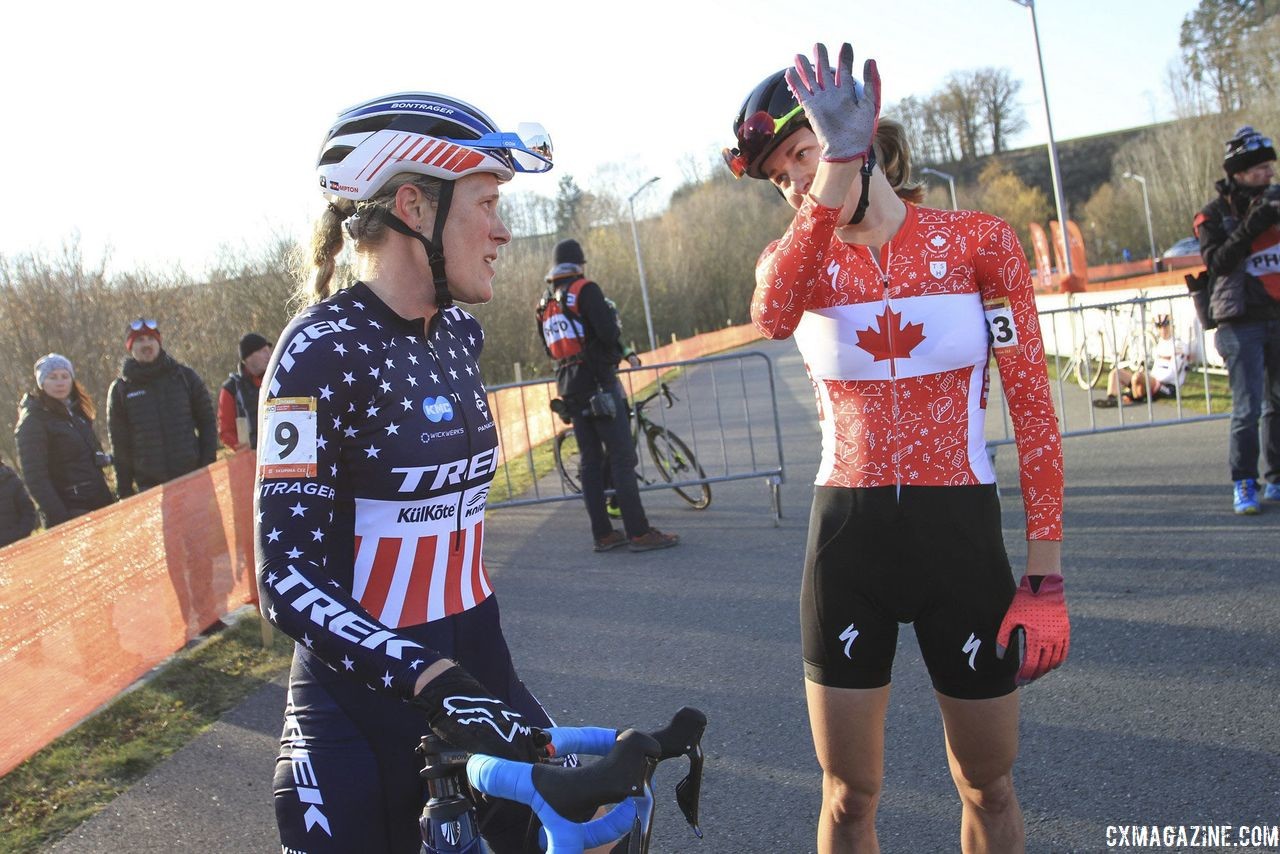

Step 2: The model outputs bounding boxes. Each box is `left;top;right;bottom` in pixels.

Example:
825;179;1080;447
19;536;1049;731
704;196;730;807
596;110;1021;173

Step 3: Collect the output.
866;243;903;496
426;314;470;549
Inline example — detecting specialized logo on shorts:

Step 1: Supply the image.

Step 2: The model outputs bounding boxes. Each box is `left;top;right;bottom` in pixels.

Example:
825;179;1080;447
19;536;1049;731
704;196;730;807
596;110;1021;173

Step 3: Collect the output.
443;695;532;743
963;632;981;671
839;623;859;659
827;260;841;291
423;395;455;422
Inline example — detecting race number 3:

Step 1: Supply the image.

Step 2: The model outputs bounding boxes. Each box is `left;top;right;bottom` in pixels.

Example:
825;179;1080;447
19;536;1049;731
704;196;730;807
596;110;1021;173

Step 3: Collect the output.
261;397;318;479
983;298;1019;350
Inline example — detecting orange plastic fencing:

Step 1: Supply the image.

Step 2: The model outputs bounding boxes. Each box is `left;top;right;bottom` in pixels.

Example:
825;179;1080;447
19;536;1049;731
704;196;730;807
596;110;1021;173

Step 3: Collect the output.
489;323;765;466
0;451;258;777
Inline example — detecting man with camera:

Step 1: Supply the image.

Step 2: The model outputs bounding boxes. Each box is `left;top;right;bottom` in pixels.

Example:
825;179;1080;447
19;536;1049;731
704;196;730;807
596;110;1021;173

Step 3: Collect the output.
1194;126;1280;514
537;238;679;552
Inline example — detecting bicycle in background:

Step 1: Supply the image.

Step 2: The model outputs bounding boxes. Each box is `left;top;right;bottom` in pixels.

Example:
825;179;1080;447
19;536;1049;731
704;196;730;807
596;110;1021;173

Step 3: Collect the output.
418;706;707;854
1061;297;1159;390
554;383;711;510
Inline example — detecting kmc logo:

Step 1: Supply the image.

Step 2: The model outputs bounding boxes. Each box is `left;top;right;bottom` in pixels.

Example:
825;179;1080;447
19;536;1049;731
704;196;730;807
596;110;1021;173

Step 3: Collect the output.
422;395;455;423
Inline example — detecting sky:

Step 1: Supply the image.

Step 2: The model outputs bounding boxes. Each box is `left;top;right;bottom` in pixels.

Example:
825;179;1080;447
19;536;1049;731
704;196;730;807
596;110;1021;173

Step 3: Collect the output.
2;0;1202;276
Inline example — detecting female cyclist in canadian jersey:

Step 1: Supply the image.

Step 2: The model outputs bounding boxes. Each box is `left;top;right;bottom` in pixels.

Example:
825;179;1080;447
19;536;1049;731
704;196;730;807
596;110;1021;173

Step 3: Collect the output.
256;92;559;852
724;44;1069;852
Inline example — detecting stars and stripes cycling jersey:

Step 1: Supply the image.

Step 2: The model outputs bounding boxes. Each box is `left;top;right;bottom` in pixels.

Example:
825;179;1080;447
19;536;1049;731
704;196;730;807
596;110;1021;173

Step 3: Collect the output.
255;281;504;702
752;201;1063;541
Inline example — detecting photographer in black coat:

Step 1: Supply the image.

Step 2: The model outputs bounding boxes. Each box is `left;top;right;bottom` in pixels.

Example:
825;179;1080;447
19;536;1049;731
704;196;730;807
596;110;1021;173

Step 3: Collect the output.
14;353;114;526
107;319;217;498
538;239;678;553
1194;126;1280;514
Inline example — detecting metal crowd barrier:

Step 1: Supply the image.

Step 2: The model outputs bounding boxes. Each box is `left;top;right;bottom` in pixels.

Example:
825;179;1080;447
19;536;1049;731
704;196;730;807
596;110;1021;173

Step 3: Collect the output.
988;290;1230;448
486;351;786;523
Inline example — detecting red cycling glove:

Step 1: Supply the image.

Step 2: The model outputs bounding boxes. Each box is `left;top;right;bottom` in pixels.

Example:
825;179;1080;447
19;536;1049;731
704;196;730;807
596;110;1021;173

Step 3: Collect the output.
995;574;1069;686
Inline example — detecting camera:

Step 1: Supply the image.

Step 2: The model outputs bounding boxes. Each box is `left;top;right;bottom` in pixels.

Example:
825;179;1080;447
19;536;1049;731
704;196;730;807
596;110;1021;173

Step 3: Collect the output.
94;451;113;468
587;390;617;420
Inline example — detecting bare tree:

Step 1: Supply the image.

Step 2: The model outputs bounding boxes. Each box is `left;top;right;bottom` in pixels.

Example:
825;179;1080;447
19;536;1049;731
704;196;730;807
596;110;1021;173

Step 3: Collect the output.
974;68;1028;154
1180;0;1280;112
938;71;985;161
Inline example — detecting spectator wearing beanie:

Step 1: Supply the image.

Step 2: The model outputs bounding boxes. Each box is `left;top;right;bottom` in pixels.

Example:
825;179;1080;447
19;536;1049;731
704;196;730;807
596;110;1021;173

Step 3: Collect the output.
14;353;115;527
106;318;218;497
1195;125;1280;514
536;238;679;552
219;332;273;451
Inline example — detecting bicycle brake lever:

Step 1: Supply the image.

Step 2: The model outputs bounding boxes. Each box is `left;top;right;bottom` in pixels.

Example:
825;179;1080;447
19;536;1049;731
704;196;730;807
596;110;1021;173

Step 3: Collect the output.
675;744;704;838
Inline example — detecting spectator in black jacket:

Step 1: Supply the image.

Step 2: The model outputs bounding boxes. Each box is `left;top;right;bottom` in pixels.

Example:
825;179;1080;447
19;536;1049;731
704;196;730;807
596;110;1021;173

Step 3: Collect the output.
14;353;114;526
217;332;272;451
0;455;37;546
537;238;678;553
107;319;217;497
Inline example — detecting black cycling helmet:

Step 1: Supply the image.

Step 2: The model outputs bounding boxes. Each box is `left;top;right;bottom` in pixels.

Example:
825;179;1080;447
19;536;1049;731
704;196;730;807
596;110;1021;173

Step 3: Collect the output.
723;69;809;180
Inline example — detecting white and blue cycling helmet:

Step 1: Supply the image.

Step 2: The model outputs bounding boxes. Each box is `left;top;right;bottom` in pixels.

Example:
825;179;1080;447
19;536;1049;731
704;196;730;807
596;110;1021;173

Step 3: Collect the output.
316;92;553;307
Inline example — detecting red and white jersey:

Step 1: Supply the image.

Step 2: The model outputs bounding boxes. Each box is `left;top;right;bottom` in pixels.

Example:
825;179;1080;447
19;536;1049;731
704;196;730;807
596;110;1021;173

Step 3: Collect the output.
752;200;1063;541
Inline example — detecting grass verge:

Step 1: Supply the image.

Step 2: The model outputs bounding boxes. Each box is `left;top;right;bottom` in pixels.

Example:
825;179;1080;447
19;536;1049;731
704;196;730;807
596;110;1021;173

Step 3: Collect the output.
0;613;293;853
1042;357;1232;415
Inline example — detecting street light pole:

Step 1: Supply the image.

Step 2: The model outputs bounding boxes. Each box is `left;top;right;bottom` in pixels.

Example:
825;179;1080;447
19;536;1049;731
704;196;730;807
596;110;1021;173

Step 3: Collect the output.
1010;0;1073;276
920;167;957;210
1123;171;1159;273
628;176;661;353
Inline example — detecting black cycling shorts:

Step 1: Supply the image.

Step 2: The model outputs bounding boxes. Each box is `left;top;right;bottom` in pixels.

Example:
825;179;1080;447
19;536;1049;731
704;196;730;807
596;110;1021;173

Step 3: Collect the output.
800;484;1019;700
273;595;553;854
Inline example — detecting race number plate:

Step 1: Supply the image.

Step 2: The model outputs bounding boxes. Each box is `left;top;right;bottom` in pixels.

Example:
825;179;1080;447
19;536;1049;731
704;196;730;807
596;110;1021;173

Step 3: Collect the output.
983;298;1019;350
260;397;318;478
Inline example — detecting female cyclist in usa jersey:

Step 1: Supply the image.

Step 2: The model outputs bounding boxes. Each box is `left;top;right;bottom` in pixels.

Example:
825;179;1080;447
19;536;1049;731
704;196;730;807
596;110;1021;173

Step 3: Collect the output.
256;92;559;853
725;44;1069;853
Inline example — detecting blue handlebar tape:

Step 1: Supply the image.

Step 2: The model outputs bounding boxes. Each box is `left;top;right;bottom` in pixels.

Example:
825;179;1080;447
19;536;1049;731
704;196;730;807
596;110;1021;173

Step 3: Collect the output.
468;753;641;853
543;726;618;756
466;754;536;804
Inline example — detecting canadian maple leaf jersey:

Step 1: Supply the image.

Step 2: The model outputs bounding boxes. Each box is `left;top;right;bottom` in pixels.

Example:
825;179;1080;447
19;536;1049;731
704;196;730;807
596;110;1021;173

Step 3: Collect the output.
752;200;1063;541
256;282;501;701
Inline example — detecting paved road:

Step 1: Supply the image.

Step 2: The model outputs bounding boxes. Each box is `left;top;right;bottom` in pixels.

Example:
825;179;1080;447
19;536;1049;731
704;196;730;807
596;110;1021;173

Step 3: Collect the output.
51;337;1280;853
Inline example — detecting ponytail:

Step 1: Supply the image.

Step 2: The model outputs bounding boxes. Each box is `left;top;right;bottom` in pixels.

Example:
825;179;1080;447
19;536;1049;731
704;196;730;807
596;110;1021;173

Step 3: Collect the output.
874;119;926;205
305;199;355;304
297;176;442;306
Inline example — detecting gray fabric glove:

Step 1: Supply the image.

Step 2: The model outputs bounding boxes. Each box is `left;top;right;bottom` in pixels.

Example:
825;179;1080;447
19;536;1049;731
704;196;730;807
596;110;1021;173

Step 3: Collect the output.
784;42;881;164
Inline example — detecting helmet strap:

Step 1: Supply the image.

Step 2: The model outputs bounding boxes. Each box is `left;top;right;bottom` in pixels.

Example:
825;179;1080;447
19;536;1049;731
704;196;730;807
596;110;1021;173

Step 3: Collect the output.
371;181;456;312
848;149;877;226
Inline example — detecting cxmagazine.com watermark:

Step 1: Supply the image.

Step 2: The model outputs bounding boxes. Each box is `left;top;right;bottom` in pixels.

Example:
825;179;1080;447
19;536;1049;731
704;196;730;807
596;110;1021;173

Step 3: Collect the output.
1106;824;1279;849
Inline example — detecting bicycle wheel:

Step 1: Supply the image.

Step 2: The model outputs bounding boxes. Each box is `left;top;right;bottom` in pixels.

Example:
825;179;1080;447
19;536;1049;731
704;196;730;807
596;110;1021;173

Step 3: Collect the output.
645;427;711;509
554;428;581;494
1074;331;1105;390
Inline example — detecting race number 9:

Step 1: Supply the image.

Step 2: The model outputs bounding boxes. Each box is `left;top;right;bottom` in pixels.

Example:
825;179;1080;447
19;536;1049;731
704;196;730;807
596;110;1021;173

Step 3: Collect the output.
261;397;318;479
983;299;1019;350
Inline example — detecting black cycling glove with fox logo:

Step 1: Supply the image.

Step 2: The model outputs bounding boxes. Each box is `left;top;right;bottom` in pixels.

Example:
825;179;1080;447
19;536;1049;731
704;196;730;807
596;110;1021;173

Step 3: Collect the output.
411;665;544;762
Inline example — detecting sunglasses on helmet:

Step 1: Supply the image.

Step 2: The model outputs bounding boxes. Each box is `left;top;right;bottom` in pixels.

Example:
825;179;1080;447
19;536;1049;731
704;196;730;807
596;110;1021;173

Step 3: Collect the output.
722;104;805;178
441;122;554;174
1232;135;1273;152
129;318;159;331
